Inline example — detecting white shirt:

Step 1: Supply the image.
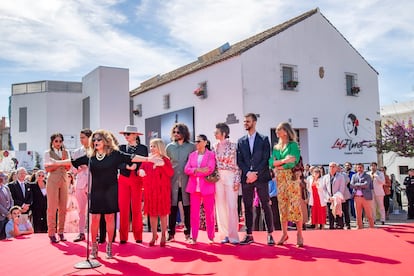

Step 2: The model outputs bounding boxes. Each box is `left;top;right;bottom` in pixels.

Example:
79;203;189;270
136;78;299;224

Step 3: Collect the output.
43;148;70;165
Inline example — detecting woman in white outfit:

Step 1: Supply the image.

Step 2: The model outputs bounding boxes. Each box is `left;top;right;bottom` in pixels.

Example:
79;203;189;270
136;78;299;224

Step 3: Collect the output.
213;123;241;244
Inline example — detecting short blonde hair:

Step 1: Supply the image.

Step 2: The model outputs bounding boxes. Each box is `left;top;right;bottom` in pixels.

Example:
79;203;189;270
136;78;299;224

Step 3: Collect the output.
150;138;169;159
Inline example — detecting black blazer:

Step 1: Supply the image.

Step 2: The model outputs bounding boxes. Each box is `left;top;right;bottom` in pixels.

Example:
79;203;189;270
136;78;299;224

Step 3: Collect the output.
118;144;148;177
237;132;271;184
7;181;33;213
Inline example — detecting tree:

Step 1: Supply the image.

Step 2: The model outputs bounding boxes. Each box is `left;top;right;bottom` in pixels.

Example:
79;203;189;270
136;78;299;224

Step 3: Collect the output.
376;119;414;157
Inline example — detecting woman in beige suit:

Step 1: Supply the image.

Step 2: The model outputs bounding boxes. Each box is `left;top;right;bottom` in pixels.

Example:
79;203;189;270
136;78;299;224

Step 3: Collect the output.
43;133;71;243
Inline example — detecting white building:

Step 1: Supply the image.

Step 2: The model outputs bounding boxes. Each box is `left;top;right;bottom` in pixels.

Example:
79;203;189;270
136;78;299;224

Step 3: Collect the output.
380;100;414;182
9;66;130;166
130;8;380;166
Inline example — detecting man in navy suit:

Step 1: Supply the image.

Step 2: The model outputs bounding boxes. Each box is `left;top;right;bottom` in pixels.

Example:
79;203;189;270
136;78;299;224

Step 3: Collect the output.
7;167;32;215
237;113;274;245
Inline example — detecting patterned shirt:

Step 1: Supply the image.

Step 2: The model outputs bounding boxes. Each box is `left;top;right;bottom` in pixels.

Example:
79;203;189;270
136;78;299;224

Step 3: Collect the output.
213;139;241;184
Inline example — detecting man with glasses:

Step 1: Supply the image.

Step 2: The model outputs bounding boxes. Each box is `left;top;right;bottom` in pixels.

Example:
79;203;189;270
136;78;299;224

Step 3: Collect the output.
166;123;196;242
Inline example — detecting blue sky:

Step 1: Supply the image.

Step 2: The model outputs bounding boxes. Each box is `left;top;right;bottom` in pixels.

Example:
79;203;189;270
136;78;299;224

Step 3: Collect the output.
1;0;413;122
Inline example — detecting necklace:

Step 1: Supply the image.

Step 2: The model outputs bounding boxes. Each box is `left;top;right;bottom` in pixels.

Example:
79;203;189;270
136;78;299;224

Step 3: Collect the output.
127;144;137;153
96;152;106;161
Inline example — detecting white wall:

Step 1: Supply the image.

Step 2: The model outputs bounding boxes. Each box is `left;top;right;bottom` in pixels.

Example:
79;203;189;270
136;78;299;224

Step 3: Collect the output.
10;66;129;165
133;57;244;145
132;11;380;166
83;66;130;142
10;90;82;156
240;12;378;165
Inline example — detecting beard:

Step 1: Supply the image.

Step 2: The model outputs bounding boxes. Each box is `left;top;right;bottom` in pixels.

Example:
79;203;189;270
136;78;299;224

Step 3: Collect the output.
174;137;183;142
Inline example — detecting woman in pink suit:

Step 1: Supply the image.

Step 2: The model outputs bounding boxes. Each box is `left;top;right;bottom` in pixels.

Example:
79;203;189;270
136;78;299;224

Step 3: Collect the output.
185;134;216;244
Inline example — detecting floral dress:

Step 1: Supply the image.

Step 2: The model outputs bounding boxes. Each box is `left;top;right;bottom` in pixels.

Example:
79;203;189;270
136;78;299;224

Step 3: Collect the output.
269;141;302;222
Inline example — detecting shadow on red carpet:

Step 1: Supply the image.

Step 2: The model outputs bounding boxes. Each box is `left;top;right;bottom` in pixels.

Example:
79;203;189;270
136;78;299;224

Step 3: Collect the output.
1;224;413;276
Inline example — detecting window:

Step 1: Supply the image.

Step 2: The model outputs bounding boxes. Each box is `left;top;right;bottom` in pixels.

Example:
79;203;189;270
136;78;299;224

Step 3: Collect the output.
346;73;359;96
163;94;170;109
82;97;90;129
19;107;27;132
18;143;27;151
399;166;409;175
281;64;298;90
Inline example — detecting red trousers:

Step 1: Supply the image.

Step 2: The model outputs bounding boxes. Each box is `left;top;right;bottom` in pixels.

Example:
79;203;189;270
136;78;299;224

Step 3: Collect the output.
118;173;143;242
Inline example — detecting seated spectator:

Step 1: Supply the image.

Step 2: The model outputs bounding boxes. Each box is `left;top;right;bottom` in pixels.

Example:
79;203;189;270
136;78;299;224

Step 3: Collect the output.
5;205;34;238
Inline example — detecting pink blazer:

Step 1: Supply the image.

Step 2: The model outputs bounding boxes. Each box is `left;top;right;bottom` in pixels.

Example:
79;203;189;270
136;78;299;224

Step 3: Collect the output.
184;149;216;196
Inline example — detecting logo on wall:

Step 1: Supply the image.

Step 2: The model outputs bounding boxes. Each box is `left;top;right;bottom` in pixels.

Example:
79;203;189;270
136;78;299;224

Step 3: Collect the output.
331;112;373;154
344;113;359;137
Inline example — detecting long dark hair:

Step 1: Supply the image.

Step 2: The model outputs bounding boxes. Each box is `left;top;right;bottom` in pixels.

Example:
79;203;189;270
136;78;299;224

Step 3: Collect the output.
171;123;191;143
49;133;64;151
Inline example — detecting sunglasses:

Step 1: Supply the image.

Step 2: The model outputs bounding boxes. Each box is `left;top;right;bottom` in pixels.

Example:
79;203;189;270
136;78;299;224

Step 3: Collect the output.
195;140;205;143
38;174;45;177
54;140;63;143
123;133;131;136
92;138;102;142
173;131;181;134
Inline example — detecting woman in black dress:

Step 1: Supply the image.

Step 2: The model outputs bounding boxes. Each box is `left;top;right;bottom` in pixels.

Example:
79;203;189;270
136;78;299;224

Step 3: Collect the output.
52;129;162;259
30;170;48;233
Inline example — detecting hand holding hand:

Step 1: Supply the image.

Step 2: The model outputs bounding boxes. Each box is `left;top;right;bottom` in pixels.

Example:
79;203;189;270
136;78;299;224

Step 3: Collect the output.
148;155;165;167
246;171;258;184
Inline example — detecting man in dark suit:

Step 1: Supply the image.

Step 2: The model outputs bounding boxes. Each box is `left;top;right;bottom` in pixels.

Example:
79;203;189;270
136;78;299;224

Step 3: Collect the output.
237;113;274;245
7;167;33;215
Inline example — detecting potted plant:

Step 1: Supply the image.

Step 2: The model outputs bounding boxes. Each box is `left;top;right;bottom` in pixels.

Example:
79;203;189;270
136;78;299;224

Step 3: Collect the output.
351;86;360;94
286;80;299;88
193;87;205;97
194;82;207;98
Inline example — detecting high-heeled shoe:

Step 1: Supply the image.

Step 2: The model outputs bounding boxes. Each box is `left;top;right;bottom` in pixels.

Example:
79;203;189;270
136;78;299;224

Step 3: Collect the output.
160;236;166;247
296;235;304;248
276;234;289;245
106;242;113;259
149;234;158;246
90;242;98;259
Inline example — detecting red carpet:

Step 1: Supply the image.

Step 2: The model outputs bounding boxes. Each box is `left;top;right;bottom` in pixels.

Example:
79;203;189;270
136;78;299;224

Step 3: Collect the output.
1;225;413;276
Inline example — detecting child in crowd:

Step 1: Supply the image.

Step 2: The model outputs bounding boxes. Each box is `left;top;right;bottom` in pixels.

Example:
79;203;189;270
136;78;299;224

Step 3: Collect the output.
5;205;34;239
